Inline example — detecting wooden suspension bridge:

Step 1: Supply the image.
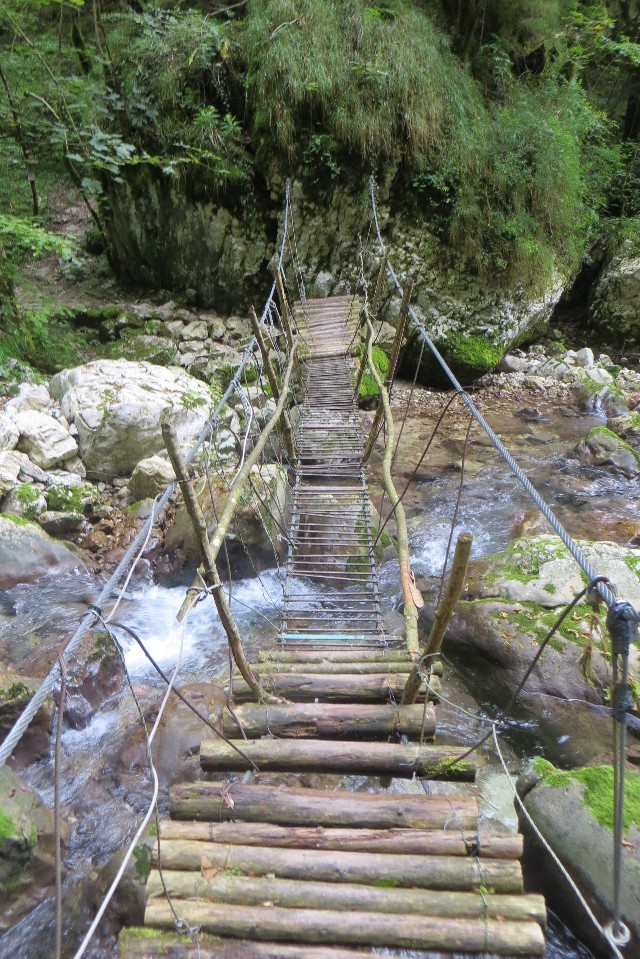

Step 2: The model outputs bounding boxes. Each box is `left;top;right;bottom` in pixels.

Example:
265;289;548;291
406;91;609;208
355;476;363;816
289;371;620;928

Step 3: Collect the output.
118;296;547;959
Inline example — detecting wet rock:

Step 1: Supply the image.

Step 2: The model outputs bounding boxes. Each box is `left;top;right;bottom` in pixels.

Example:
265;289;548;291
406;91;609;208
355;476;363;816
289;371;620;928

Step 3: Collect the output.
574;427;640;478
161;464;288;582
14;410;78;470
519;761;640;958
498;354;529;374
129;455;175;500
0;514;86;588
49;359;215;477
0;668;54;765
38;510;85;536
0;413;19;451
0;765;54;886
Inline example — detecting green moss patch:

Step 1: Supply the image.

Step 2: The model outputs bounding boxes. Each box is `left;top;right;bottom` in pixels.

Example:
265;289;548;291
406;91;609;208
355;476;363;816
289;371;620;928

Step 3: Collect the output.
0;512;37;528
358;345;390;401
533;759;640;833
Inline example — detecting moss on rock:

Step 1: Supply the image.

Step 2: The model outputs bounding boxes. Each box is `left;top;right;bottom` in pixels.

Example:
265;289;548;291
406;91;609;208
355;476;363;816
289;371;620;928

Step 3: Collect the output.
532;759;640;833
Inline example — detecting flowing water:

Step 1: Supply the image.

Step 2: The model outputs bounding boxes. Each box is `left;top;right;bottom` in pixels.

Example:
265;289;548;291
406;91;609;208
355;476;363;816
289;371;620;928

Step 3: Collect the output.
1;388;639;957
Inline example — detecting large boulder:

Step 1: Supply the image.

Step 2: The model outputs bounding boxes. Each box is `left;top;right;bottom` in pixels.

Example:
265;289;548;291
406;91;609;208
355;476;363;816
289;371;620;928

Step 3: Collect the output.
0;514;86;588
441;535;640;756
49;360;215;478
574;426;640;478
519;761;640;958
590;246;640;344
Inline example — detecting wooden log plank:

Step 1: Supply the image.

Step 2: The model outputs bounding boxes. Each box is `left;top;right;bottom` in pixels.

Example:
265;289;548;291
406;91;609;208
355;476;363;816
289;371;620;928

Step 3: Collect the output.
255;662;419;674
231;673;440;703
221;702;435;740
146;870;544;923
153;821;522;859
169;783;478;829
151;841;523;893
259;649;411;663
120;929;372;959
199;739;474;780
144;901;545;956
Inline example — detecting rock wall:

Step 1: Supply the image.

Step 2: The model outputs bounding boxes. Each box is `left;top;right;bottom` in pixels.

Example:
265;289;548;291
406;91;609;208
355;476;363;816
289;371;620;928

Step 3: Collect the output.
106;172;565;381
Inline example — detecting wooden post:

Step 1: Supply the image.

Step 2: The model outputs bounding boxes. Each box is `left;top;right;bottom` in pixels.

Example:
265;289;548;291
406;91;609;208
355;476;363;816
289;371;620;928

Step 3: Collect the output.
274;268;303;384
176;345;296;624
162;423;284;706
401;532;472;705
369;256;388;320
363;279;412;463
249;305;296;464
362;308;421;654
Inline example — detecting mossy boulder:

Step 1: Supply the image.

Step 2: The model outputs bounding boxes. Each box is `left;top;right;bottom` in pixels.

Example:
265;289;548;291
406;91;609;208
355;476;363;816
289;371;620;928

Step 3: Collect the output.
519;760;640;957
0;513;86;588
574;426;640;478
402;330;504;387
439;535;640;754
0;765;54;887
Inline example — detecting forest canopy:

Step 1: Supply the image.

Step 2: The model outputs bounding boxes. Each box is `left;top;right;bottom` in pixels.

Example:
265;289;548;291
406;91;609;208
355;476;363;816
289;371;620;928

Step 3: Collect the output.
1;0;639;291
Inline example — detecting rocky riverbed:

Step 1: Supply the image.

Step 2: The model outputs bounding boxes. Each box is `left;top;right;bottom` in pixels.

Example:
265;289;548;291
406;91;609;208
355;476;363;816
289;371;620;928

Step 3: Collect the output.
0;289;639;957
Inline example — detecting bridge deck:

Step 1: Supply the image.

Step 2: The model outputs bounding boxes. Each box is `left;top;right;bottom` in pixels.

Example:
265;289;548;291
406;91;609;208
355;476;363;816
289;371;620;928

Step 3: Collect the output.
119;298;545;959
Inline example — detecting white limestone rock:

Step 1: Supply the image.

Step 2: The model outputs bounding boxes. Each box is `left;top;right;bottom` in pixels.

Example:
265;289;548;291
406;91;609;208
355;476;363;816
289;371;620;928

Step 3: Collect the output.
49;359;214;478
0;450;29;494
5;383;51;416
129;455;175;500
0;413;19;451
14;410;78;470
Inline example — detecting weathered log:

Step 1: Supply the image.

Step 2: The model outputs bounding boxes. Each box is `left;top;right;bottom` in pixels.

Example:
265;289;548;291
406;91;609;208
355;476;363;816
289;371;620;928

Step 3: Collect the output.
153;820;522;859
256;661;417;674
146;870;544;923
169;783;478;829
119;929;367;959
231;673;439;703
199;738;474;780
151;841;522;893
144;901;545;955
258;649;442;675
221;702;435;740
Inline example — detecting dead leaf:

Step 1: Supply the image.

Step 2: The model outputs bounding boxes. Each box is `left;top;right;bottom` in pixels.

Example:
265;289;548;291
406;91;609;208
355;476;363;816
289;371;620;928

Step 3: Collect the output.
622;838;635;851
220;786;235;809
201;856;219;882
262;901;274;907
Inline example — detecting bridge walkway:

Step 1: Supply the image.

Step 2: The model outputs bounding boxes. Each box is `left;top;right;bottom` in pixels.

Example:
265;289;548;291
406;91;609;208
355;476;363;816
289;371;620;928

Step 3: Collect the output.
119;297;546;958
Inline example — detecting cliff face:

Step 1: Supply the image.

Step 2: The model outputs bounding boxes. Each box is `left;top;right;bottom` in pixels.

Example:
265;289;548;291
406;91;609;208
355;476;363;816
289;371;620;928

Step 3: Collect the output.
107;171;563;380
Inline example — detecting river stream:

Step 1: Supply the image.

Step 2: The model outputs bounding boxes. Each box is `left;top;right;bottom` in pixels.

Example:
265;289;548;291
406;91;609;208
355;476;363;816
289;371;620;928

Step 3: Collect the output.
1;384;639;958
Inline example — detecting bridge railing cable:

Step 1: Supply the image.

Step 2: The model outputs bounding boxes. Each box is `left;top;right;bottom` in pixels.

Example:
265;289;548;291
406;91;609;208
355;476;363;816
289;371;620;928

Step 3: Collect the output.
368;176;623;611
368;175;639;954
0;180;294;770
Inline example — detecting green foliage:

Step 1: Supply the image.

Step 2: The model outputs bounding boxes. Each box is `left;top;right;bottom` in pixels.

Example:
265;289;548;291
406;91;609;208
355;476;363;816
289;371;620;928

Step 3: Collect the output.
0;301;96;372
46;483;97;512
240;0;481;167
14;484;42;520
0;215;80;265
